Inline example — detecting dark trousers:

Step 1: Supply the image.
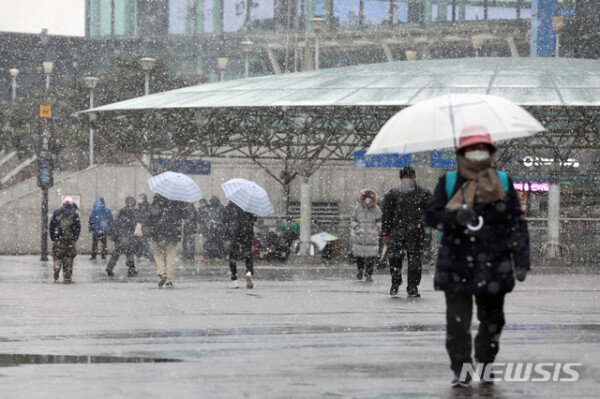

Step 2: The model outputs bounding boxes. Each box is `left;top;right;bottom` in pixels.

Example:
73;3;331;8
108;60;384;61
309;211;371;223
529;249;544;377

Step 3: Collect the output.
228;239;253;280
107;239;135;271
182;233;196;260
135;236;150;258
91;233;107;259
356;257;375;277
444;292;506;373
389;251;422;289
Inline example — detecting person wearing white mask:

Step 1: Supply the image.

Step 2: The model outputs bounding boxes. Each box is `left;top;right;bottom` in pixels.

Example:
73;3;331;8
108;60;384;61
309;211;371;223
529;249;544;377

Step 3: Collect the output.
426;125;530;387
350;189;382;282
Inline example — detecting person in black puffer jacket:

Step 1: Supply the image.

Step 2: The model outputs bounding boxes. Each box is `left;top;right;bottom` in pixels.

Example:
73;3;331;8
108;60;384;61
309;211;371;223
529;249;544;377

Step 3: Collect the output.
381;166;432;297
148;194;187;288
106;196;138;277
223;201;257;289
426;126;530;387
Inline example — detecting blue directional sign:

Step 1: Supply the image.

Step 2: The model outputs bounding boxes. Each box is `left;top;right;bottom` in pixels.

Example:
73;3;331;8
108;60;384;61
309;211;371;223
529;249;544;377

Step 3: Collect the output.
354;151;411;168
430;151;457;169
155;159;211;175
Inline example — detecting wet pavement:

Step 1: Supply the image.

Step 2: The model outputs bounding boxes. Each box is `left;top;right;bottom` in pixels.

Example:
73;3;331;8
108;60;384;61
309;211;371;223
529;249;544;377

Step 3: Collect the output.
0;256;598;398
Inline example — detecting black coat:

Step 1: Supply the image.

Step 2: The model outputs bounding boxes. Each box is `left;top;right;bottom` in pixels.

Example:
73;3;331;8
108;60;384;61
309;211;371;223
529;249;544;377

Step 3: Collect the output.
426;172;530;295
148;195;187;243
49;204;81;242
381;184;432;252
116;206;137;239
183;203;198;235
223;202;256;243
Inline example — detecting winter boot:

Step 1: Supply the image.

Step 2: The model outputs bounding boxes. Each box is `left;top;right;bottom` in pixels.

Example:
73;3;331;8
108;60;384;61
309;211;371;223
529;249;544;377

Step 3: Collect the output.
165;282;173;288
365;275;373;283
356;270;363;280
53;268;60;282
127;268;138;277
451;372;472;388
106;268;114;277
407;285;421;298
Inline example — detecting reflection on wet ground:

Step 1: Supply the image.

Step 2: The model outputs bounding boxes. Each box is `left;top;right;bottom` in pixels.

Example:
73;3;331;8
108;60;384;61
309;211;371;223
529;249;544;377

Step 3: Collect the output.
0;353;181;367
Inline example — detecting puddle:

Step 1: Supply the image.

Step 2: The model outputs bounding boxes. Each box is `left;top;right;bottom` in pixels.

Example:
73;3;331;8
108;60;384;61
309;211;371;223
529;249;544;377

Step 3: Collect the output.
0;353;181;367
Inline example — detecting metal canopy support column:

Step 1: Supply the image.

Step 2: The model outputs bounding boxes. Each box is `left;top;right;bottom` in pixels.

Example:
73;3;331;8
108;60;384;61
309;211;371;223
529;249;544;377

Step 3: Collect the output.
423;0;433;25
438;0;448;22
458;0;466;21
300;177;312;255
547;180;561;257
530;0;557;57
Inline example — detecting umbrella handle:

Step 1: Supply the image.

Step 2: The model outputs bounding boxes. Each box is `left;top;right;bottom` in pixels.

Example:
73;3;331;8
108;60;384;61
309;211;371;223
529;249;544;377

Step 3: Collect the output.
466;216;484;232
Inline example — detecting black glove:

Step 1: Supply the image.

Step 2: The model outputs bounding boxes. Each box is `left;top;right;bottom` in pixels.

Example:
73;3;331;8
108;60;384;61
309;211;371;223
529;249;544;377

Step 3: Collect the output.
515;267;528;282
456;207;477;226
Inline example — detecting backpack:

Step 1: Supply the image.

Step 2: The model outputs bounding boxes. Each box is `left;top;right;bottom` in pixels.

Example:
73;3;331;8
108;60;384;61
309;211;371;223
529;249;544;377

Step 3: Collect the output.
439;171;510;243
57;212;76;242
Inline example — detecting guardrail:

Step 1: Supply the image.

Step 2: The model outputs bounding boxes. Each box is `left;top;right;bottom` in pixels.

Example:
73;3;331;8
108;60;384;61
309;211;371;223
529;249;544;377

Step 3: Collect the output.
255;215;600;266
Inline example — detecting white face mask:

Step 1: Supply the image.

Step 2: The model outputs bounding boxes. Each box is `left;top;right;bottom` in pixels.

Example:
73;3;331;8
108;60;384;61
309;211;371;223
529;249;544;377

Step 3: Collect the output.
465;150;490;161
364;198;372;205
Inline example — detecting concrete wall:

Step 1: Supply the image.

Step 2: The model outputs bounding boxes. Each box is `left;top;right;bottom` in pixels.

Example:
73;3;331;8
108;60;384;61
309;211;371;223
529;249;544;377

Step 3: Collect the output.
0;159;444;254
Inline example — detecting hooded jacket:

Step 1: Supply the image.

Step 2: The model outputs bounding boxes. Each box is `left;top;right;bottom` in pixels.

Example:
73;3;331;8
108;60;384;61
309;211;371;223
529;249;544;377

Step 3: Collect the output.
50;203;81;243
88;197;113;235
350;189;382;258
148;194;187;243
223;202;256;243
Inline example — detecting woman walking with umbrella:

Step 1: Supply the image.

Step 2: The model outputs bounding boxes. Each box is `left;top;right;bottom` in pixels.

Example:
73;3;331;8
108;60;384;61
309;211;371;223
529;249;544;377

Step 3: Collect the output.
147;172;203;288
222;178;274;289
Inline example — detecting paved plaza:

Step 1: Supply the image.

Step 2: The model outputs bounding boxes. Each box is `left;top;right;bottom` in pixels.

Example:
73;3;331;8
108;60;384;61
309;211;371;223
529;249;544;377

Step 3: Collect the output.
0;256;598;398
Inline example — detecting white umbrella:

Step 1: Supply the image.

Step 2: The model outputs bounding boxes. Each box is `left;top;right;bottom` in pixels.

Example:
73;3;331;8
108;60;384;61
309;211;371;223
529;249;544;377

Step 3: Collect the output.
148;171;203;203
310;232;338;251
367;94;545;154
222;178;274;216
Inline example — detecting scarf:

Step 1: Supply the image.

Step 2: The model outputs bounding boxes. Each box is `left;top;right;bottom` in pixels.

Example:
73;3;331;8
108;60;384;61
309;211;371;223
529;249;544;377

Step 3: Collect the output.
445;154;506;212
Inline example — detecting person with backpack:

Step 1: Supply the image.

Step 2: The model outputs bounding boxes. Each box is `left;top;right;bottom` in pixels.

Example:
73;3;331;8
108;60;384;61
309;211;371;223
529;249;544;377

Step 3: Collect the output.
49;196;81;283
381;166;432;297
350;189;382;283
148;194;187;288
426;126;530;387
106;196;138;277
223;201;257;289
88;197;113;261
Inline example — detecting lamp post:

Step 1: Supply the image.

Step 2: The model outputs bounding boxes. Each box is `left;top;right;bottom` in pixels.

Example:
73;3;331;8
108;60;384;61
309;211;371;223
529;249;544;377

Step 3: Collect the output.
9;68;18;103
43;61;54;90
552;16;565;58
84;77;99;168
241;40;253;78
310;17;325;70
139;57;156;95
217;57;229;81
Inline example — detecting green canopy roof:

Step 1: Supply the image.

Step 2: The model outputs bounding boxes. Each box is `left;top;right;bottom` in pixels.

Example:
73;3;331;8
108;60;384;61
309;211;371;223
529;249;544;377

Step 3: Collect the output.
88;57;600;112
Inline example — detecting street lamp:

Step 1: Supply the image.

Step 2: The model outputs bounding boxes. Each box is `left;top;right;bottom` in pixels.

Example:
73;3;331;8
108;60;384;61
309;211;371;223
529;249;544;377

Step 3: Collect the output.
84;77;99;168
139;57;156;95
552;16;565;58
217;57;229;81
9;68;18;103
241;40;253;78
310;17;325;70
43;61;54;90
405;50;417;61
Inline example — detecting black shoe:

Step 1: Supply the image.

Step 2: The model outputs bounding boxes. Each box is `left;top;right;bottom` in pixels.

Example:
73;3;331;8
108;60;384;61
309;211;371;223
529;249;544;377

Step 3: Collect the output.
90;256;96;261
390;283;400;296
451;372;472;388
356;270;363;280
158;273;167;288
106;269;114;277
165;282;173;288
53;269;60;282
407;286;421;298
127;268;138;277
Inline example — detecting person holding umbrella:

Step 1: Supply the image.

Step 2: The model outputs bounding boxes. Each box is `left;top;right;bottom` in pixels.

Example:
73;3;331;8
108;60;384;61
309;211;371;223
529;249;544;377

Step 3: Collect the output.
222;178;274;289
146;172;203;288
366;94;542;387
426;126;530;387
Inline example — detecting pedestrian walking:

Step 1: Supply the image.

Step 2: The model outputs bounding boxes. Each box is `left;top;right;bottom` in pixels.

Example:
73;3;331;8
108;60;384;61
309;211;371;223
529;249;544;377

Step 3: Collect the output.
88;197;112;261
182;202;198;261
223;201;257;289
148;194;187;288
49;196;81;283
426;126;530;387
381;166;432;297
204;196;225;259
106;196;138;277
350;189;382;283
134;194;151;259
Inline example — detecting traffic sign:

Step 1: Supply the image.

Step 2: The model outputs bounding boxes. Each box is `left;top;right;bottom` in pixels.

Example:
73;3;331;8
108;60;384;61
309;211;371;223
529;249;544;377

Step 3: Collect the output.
39;105;52;118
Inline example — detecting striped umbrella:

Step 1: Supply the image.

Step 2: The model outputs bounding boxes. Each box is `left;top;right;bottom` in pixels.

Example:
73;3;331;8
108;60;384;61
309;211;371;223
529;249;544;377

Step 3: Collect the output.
221;178;274;216
147;171;203;203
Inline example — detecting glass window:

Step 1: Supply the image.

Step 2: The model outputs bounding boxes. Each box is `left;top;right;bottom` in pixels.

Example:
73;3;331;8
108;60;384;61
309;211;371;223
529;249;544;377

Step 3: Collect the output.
169;0;189;34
